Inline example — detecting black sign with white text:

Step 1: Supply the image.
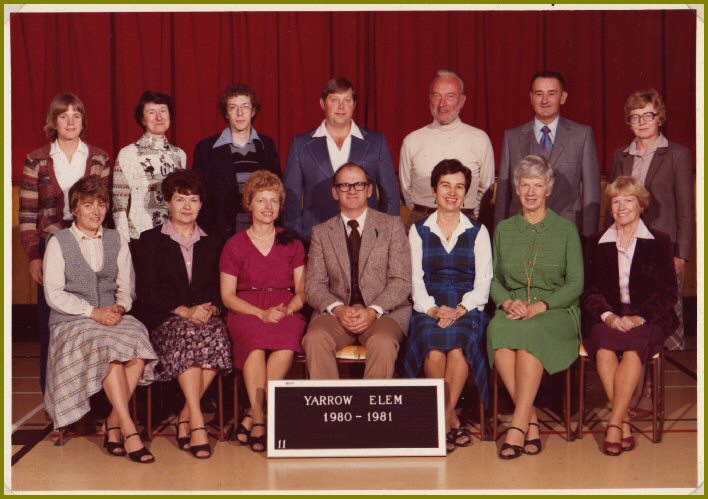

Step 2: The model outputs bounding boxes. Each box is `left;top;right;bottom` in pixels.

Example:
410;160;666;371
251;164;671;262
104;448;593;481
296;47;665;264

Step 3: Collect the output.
268;379;445;457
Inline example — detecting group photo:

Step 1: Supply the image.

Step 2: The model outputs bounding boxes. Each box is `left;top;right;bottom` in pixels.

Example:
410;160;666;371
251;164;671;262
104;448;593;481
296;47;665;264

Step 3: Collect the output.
5;4;701;494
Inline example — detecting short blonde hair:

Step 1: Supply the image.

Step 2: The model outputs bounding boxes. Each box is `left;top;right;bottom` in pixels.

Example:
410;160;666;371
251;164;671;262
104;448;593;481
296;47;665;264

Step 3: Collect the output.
606;176;650;211
44;93;87;140
512;155;554;194
624;88;666;127
242;170;285;213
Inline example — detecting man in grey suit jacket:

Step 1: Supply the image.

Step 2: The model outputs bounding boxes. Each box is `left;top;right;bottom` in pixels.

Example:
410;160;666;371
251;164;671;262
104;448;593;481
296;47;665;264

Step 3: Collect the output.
283;77;400;243
494;71;600;237
303;163;412;379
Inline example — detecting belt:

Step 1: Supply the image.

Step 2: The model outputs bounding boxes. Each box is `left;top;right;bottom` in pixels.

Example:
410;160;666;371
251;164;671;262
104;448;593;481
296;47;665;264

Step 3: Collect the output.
413;204;476;218
237;287;294;292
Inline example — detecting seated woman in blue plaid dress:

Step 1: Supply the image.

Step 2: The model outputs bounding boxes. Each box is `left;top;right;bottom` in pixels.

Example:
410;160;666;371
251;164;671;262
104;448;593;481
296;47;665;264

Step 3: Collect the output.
401;159;493;454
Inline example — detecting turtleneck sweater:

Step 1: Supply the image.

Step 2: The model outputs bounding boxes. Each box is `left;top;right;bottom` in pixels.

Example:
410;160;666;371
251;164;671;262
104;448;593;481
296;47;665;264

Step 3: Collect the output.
399;117;495;217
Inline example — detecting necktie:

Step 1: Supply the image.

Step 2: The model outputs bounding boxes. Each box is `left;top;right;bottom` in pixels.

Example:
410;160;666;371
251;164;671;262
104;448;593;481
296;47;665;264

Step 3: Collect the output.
540;126;553;158
347;220;364;306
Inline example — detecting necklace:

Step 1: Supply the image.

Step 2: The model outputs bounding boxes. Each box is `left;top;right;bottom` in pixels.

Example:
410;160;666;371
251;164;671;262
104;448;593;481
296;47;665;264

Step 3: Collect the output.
248;227;276;241
520;229;546;303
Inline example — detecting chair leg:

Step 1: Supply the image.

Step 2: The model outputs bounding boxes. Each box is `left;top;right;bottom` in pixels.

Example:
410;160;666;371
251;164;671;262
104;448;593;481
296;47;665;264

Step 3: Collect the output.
565;367;572;441
659;351;666;442
479;395;486;441
232;371;240;440
56;427;66;446
577;357;586;439
218;373;224;442
146;384;153;441
492;368;499;441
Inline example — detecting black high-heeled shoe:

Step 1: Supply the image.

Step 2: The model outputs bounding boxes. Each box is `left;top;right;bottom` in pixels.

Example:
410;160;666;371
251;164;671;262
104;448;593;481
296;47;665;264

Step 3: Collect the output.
102;423;125;456
123;432;155;464
524;422;542;455
176;420;191;451
499;426;525;460
234;411;252;445
249;423;267;453
189;427;212;459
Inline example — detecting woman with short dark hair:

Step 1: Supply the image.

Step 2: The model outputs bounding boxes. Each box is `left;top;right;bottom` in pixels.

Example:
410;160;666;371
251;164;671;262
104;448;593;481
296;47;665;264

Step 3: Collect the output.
134;169;232;460
113;90;186;242
401;159;493;454
43;175;157;463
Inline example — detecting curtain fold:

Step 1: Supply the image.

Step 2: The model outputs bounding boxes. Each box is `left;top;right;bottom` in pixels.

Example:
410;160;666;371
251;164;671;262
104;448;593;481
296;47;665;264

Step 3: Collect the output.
10;9;696;183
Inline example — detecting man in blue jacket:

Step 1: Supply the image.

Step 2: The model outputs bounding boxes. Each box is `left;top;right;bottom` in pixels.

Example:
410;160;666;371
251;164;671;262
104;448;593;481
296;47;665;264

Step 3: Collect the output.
283;77;400;243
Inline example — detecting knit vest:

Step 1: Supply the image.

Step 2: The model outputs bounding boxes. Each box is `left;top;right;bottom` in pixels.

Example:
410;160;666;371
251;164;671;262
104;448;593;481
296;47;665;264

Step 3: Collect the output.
48;228;121;325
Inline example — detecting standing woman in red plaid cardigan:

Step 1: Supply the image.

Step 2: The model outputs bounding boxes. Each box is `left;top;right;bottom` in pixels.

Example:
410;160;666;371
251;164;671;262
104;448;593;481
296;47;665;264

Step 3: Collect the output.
18;93;111;395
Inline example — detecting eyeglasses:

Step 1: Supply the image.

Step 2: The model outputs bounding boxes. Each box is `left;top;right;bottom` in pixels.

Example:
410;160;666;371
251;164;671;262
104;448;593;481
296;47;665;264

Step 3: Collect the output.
335;181;369;192
227;104;252;113
628;112;658;124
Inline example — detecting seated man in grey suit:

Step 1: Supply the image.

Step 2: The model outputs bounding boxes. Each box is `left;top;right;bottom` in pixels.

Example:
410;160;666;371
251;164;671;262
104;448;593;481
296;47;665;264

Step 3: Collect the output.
283;77;400;243
303;163;412;379
494;71;600;238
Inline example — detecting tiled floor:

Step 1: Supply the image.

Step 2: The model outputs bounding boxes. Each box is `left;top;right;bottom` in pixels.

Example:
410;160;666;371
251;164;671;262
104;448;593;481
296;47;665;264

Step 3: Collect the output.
7;340;701;493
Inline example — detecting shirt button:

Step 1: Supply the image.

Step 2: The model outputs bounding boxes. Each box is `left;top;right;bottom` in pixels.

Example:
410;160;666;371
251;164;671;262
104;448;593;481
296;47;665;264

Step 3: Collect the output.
528;261;532;264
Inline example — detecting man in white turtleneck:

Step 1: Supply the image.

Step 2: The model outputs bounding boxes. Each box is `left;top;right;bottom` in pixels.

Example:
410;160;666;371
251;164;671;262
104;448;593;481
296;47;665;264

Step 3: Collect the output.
399;70;495;226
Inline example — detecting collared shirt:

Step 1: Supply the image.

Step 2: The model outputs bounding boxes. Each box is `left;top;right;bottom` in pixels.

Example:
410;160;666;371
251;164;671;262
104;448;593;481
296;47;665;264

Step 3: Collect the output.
212;126;261;155
626;133;669;185
50;140;89;220
408;211;493;313
533;116;559;145
325;208;383;317
43;224;135;317
598;219;655;319
161;219;207;283
312;120;364;172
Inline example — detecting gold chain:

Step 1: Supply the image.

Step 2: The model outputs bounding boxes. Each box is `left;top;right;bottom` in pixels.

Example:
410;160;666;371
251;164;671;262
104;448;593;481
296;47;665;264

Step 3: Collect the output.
520;230;545;303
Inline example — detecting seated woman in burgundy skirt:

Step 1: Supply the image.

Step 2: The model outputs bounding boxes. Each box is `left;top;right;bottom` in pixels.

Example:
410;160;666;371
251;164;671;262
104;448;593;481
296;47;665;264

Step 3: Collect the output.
581;176;678;456
220;170;306;452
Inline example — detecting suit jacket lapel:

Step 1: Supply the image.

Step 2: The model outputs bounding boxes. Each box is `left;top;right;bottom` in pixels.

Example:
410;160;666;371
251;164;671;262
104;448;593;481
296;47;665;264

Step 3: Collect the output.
519;122;538;155
600;240;619;286
348;135;370;165
215;144;237;193
358;211;377;273
617;149;634;176
327;217;351;290
643;147;667;187
162;233;190;288
549;118;570;165
305;136;335;179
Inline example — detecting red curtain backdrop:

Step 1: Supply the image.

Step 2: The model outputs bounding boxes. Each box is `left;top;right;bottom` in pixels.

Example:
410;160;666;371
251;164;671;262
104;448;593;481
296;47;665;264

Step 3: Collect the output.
10;9;697;184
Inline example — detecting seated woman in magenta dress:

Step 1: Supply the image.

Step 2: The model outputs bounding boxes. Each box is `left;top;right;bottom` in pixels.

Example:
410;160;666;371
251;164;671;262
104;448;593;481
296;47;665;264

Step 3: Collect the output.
582;176;678;456
220;170;306;452
401;159;493;454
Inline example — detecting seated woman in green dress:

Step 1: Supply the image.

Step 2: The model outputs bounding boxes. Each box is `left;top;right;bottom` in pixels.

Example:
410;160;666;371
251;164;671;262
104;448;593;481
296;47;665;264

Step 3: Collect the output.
487;155;583;460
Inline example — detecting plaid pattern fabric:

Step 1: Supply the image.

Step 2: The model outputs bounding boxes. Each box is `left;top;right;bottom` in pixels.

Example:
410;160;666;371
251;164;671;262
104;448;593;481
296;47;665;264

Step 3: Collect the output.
402;218;490;405
44;315;157;429
19;143;110;260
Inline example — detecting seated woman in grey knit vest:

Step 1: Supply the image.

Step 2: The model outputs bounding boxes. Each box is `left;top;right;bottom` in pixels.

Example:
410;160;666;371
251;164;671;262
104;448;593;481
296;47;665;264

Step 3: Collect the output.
43;175;158;464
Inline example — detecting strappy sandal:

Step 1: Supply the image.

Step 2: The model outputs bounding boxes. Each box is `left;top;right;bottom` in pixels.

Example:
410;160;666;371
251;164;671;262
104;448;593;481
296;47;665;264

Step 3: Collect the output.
123;432;155;464
176;420;191;451
449;425;472;448
249;423;267;453
189;427;212;459
445;430;457;454
102;423;126;456
524;421;542;455
621;420;636;452
235;410;252;445
499;425;525;460
602;424;623;456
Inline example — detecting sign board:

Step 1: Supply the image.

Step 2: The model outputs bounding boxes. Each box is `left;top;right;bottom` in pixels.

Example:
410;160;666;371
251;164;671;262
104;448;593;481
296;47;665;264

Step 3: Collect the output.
267;379;445;457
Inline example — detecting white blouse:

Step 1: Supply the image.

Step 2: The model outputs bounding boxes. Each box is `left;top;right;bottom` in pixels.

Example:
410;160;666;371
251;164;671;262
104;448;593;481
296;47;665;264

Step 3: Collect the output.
43;224;135;317
408;211;493;314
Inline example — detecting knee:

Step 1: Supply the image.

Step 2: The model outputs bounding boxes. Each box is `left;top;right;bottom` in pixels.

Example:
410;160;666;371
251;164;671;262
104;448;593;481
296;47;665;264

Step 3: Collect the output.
302;326;335;353
366;333;400;357
596;348;615;364
447;347;465;361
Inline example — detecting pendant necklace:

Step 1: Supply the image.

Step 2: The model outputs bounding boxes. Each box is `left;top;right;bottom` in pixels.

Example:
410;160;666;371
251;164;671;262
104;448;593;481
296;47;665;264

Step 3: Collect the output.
520;230;545;303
